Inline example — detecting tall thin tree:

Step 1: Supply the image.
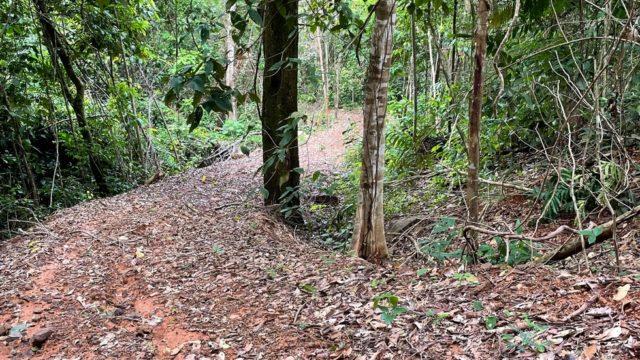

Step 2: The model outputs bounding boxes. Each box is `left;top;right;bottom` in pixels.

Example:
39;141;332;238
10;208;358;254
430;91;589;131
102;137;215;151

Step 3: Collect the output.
352;0;396;262
315;29;330;113
466;0;489;256
410;8;418;143
225;4;237;121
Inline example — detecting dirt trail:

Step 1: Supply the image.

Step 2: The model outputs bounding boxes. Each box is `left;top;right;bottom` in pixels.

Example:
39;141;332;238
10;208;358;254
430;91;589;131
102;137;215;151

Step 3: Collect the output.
1;110;639;359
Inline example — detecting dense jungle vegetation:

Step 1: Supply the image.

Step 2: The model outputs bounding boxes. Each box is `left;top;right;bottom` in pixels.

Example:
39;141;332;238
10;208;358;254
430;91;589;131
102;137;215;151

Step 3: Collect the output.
1;0;639;264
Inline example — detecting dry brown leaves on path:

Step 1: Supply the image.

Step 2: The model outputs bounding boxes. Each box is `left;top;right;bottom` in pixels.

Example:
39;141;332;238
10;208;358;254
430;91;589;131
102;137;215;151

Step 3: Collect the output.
1;110;639;359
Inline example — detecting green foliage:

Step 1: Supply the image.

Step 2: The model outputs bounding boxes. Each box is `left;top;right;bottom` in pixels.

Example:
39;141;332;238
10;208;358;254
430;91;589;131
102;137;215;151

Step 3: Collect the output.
372;292;408;325
299;283;318;295
418;217;462;262
484;315;498;330
477;238;536;267
305;169;357;251
532;164;633;221
500;315;550;353
477;219;539;266
578;227;603;245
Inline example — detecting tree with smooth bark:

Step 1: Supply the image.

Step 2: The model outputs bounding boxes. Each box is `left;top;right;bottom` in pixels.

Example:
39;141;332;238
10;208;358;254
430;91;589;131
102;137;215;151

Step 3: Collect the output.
315;29;330;113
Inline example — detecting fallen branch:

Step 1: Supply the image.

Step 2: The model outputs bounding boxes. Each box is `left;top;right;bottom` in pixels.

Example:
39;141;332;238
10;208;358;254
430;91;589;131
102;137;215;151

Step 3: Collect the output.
144;171;165;186
462;224;579;242
478;177;532;193
447;167;533;193
541;204;640;263
462;204;640;263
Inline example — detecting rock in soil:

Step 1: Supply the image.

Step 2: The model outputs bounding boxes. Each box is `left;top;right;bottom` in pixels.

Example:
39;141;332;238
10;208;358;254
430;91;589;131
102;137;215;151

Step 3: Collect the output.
30;328;54;347
0;324;9;336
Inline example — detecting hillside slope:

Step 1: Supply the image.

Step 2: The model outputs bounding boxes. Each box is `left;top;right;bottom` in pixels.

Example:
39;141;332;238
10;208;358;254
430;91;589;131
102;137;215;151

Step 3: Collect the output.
1;110;638;359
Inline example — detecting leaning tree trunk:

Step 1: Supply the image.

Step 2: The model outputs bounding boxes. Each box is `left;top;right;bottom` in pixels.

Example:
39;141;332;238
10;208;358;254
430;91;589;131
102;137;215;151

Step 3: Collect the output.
261;0;302;224
542;205;640;263
34;0;108;195
466;0;490;256
352;0;396;263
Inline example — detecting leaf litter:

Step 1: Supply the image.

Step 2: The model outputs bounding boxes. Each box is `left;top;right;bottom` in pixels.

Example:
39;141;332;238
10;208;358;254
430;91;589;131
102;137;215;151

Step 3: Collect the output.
0;111;638;359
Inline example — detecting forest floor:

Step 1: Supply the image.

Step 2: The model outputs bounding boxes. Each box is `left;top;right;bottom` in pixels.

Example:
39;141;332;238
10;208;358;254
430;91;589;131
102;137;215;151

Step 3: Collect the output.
1;110;639;359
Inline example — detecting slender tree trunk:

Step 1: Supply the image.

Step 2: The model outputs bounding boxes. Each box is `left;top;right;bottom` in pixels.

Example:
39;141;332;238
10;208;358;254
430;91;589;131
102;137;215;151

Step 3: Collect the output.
334;53;342;120
410;12;418;143
315;29;329;113
1;86;39;205
450;0;458;84
466;0;489;256
261;0;302;224
448;0;459;136
425;1;436;98
114;9;153;173
352;0;396;263
34;0;108;195
225;4;238;120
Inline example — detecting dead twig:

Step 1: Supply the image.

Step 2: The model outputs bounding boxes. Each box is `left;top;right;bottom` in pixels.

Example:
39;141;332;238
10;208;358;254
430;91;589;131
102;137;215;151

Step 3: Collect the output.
462;223;579;242
561;293;600;322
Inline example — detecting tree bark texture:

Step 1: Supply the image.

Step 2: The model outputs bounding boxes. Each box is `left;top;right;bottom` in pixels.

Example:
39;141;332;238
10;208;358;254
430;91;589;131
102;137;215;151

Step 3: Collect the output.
261;0;302;223
410;12;418;142
466;0;489;253
352;0;396;263
225;4;238;121
1;86;39;205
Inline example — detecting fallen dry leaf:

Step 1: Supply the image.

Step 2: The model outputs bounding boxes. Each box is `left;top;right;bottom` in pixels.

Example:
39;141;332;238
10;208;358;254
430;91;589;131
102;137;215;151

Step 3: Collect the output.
612;284;630;302
579;343;597;359
596;326;622;341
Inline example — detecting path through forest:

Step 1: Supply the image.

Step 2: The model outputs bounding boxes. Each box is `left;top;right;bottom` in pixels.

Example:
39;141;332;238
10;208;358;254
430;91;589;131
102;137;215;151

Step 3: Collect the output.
1;110;638;359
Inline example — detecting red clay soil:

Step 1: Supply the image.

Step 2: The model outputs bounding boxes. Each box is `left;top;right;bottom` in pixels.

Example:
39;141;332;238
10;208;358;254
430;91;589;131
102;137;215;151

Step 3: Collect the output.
1;110;639;359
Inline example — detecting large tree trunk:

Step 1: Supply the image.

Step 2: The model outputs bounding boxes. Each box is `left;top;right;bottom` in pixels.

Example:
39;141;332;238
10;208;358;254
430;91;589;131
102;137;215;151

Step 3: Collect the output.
466;0;490;255
261;0;302;224
315;29;329;113
352;0;396;263
34;0;108;195
225;4;238;121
